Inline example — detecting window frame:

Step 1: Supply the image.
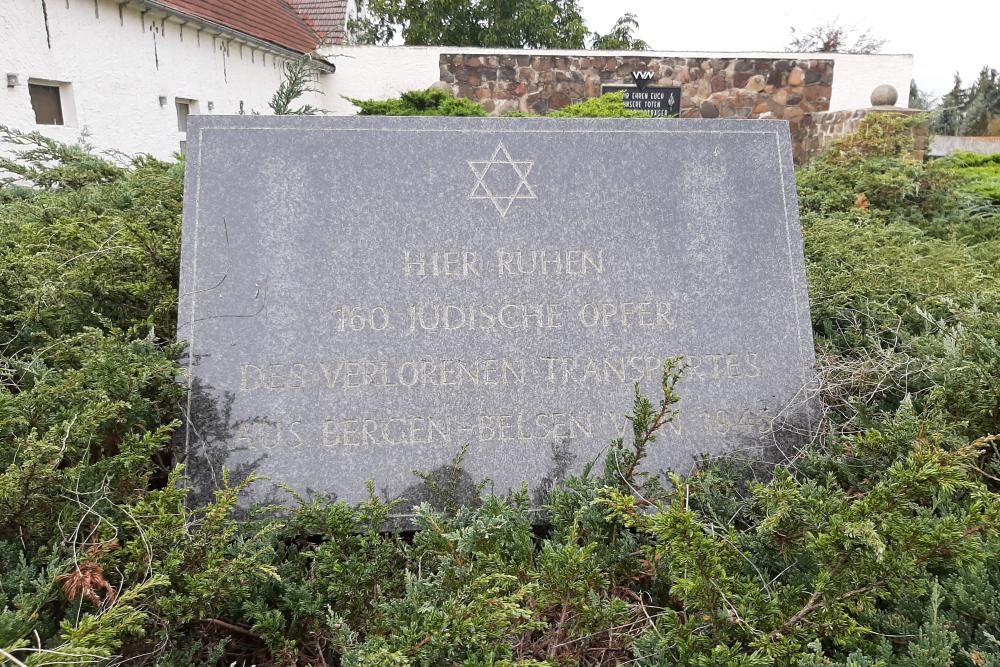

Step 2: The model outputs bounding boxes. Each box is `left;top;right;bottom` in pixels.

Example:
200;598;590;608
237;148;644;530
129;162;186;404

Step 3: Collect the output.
28;80;72;126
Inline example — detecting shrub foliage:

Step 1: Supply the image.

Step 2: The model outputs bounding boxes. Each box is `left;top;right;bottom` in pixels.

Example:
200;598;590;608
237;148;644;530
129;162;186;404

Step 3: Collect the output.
0;104;998;666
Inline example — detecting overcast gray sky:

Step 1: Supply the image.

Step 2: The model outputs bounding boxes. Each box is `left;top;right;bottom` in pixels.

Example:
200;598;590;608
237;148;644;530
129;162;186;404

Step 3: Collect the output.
579;0;998;100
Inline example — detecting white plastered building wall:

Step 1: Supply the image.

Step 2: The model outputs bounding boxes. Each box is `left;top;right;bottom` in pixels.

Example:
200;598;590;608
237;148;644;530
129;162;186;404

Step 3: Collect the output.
1;0;327;160
1;1;913;161
319;46;913;117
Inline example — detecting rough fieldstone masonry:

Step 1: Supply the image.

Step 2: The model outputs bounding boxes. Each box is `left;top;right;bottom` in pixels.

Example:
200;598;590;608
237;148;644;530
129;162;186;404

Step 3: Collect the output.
439;54;835;123
795;108;929;163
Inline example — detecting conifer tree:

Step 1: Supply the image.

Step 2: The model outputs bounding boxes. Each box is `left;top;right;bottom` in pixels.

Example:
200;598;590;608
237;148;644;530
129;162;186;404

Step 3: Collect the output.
931;73;966;136
959;67;1000;136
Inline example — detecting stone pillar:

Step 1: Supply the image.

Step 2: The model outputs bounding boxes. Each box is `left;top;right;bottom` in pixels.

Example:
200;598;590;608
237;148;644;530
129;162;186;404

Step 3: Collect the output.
794;85;929;164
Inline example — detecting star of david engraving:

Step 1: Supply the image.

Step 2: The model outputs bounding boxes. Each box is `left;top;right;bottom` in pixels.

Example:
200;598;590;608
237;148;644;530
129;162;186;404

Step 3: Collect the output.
468;142;536;217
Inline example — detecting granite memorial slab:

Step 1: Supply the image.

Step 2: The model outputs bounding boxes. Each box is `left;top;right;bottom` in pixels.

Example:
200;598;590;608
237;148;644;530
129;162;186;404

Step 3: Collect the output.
178;115;817;512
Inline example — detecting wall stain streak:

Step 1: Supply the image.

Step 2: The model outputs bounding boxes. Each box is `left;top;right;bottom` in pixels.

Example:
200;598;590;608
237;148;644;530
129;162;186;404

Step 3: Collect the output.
40;0;52;49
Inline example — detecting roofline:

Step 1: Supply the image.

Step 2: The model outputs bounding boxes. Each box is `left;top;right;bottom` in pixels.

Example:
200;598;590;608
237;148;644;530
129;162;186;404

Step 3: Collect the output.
132;0;336;71
322;45;913;60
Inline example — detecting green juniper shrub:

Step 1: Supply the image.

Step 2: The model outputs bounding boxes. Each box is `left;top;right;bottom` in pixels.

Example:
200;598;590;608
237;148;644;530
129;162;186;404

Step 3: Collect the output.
796;114;961;227
0;99;998;667
797;114;1000;439
946;151;1000;203
0;127;183;346
351;89;650;119
501;91;652;118
547;92;651;118
349;87;487;117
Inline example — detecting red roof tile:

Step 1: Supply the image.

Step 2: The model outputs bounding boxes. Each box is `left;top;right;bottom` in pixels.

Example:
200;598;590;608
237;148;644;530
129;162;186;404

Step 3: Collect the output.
286;0;348;45
154;0;321;53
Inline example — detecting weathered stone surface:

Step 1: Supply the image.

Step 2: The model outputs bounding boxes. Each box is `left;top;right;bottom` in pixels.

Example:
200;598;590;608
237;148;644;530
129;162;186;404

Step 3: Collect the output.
804;85;830;102
439;54;835;123
870;84;899;107
746;75;766;93
548;92;570;109
783;106;804;121
179;115;817;513
496;98;519;114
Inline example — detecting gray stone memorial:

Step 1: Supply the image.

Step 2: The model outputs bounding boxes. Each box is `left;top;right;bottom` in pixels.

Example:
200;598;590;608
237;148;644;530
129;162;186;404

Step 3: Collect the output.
178;115;816;512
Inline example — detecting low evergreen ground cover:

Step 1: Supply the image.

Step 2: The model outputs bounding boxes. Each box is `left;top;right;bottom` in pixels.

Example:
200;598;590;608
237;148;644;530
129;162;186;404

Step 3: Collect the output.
0;95;998;666
947;151;1000;203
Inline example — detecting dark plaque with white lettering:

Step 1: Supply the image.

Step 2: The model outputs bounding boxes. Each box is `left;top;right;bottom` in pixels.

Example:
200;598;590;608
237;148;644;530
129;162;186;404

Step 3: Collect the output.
601;85;682;117
178;115;816;514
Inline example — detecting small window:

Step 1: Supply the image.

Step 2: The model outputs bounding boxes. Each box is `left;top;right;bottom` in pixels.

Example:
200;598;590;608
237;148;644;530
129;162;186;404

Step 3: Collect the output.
29;83;64;125
176;99;191;132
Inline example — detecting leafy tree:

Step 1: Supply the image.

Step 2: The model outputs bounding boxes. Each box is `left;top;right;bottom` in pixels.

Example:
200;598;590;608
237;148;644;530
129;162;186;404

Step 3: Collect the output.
347;0;590;47
348;0;650;51
786;19;885;53
589;12;649;50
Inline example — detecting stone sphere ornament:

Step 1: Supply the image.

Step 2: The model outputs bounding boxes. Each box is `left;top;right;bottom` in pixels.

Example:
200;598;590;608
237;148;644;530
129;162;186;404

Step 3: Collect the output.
870;84;898;107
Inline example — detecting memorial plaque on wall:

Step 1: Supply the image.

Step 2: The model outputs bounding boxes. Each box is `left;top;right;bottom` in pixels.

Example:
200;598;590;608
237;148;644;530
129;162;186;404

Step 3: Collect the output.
178;116;816;512
601;85;682;117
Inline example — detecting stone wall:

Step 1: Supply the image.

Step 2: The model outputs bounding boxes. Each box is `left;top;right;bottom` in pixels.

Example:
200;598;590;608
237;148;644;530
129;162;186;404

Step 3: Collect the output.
795;108;928;163
439;54;834;125
929;135;1000;158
